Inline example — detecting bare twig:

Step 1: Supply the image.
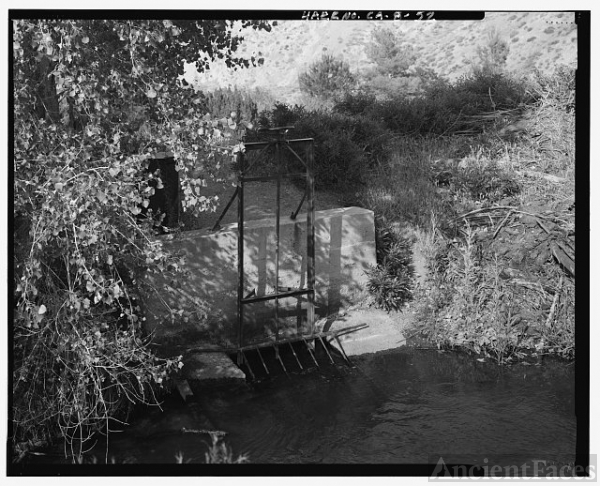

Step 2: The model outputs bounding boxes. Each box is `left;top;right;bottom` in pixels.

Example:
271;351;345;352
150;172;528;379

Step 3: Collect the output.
536;218;551;234
181;427;227;436
456;206;515;221
493;209;514;239
545;276;563;328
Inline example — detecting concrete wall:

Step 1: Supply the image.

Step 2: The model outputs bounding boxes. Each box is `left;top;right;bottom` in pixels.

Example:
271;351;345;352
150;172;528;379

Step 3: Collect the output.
141;207;376;345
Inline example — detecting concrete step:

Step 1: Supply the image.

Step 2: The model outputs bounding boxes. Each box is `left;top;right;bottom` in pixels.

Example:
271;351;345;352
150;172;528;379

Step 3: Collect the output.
181;351;246;384
328;307;409;357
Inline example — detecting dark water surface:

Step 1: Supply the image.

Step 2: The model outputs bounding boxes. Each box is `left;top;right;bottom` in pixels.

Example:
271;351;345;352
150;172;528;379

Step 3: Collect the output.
90;346;575;466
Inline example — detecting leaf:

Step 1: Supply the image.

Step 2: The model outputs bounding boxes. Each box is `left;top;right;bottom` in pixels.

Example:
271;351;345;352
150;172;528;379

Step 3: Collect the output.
109;168;120;177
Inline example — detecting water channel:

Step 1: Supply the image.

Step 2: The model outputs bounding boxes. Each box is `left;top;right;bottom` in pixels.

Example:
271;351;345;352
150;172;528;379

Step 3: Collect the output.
79;344;576;468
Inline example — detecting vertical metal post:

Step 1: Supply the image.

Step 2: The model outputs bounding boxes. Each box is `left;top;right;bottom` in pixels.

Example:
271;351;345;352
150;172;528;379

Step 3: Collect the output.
306;142;316;335
241;350;255;381
274;141;281;343
237;153;245;362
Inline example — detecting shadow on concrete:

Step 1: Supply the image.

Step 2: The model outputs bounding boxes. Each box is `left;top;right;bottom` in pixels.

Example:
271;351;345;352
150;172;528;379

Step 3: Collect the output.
141;207;376;351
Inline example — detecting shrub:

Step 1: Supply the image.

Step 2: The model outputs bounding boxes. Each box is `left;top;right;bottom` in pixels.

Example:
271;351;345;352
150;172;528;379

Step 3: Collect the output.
333;91;378;117
298;54;356;100
198;87;258;123
361;26;433;99
453;163;520;202
453;71;532;110
367;265;412;312
366;26;417;78
366;220;414;312
12;119;185;460
12;18;267;460
263;102;307;128
475;28;510;75
259;103;393;188
529;65;575;112
411;218;574;363
353;71;530;137
291;111;371;187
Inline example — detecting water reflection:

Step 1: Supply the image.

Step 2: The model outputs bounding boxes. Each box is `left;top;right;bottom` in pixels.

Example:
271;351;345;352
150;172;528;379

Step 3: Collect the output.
189;348;575;464
30;347;576;466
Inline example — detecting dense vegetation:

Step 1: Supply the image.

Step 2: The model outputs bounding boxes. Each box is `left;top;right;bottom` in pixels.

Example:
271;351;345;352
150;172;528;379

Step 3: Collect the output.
12;17;270;462
257;61;575;364
12;17;576;464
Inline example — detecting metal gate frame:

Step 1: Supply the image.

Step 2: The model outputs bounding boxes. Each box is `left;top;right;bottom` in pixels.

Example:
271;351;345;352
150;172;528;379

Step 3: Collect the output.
211;127;316;363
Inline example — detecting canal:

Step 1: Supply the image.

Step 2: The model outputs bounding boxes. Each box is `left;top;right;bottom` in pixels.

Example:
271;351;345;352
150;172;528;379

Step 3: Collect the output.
84;345;576;467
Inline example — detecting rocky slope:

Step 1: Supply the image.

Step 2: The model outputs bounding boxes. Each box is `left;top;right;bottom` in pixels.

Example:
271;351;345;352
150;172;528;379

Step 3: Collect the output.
188;11;578;103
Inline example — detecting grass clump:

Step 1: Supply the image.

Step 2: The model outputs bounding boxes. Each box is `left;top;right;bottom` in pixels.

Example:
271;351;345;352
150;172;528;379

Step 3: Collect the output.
72;432;248;465
366;218;415;312
412;217;574;363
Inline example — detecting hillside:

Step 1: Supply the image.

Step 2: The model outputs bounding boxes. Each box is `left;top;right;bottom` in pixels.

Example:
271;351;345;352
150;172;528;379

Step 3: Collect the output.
188;11;578;103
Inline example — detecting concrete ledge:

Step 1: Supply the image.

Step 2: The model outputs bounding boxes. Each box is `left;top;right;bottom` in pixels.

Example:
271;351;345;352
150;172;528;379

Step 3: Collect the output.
329;307;408;356
182;352;246;381
141;206;375;346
